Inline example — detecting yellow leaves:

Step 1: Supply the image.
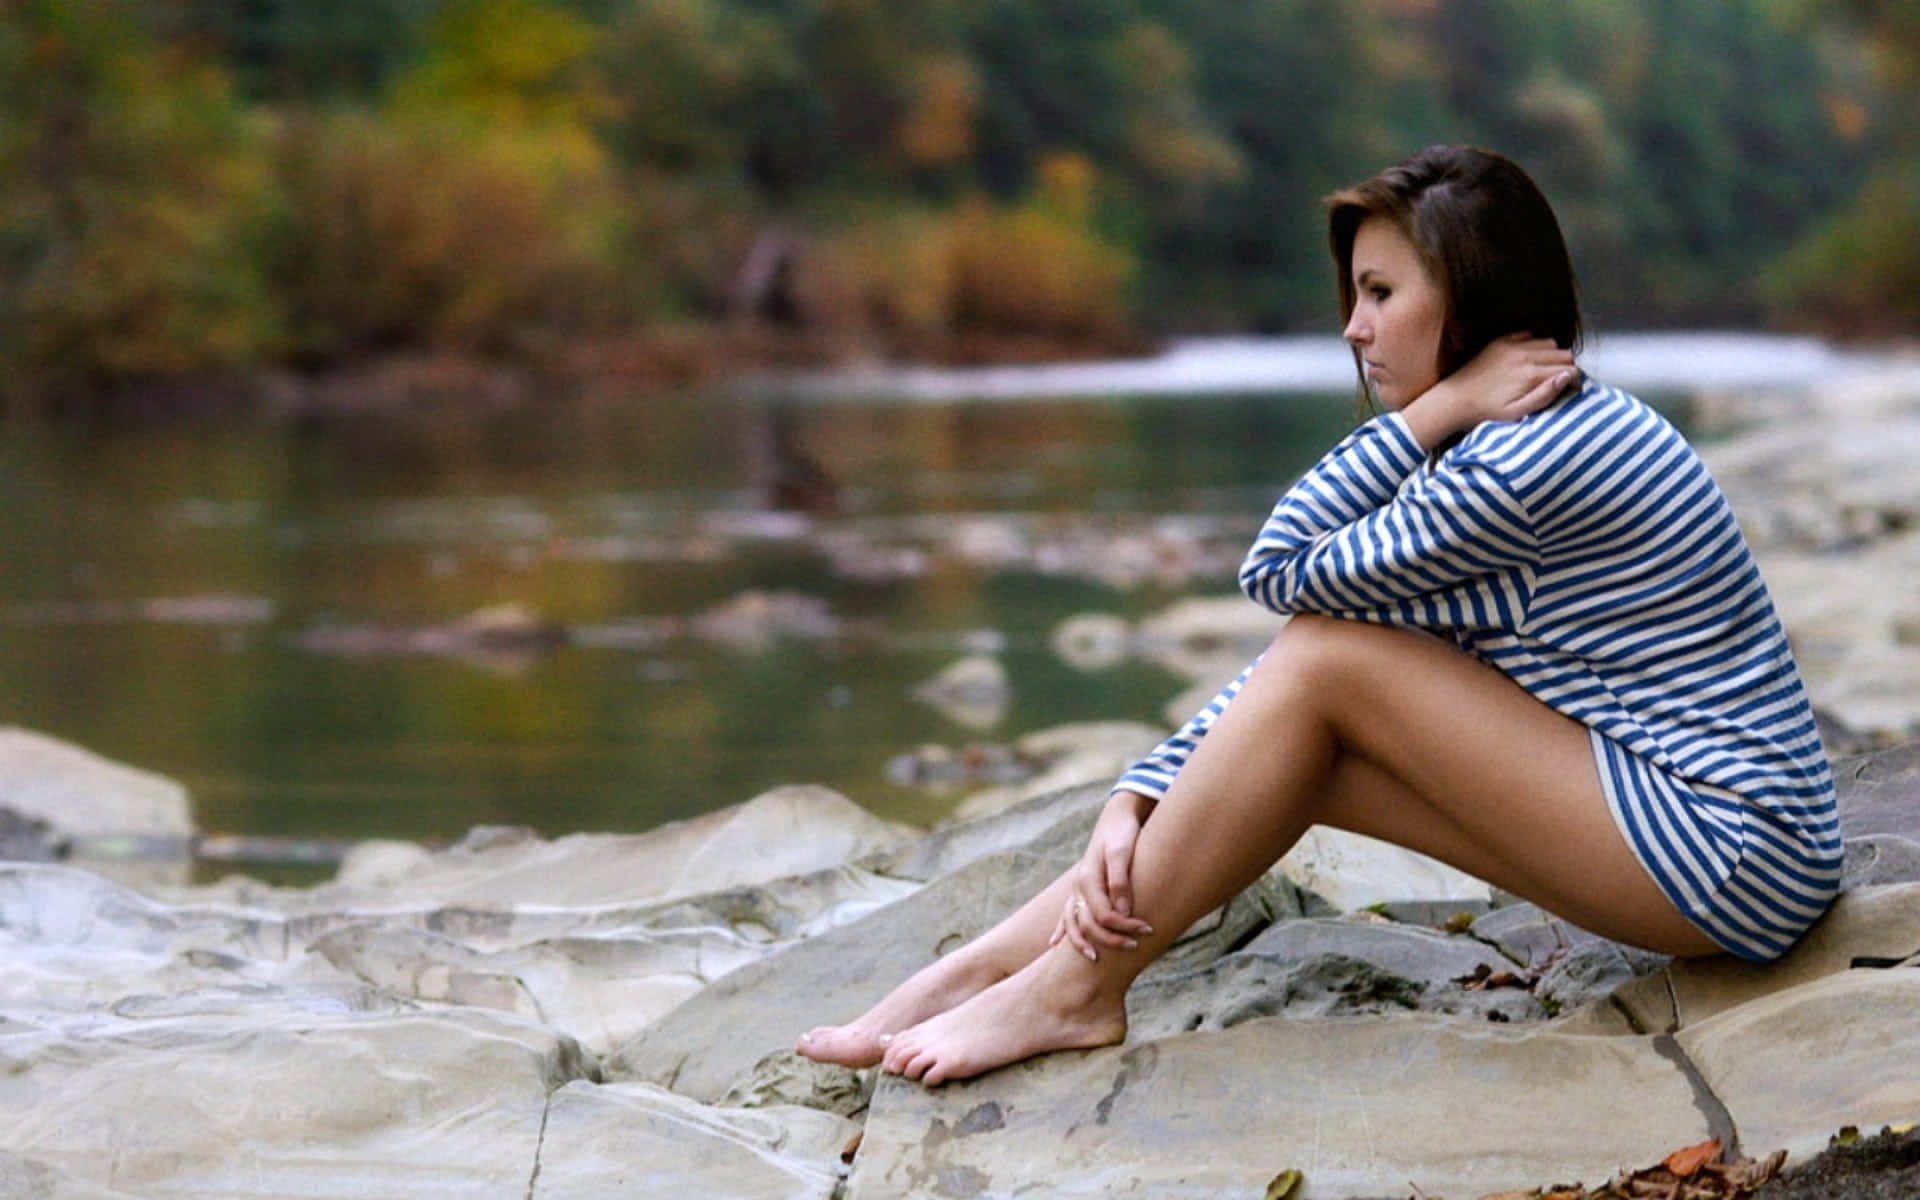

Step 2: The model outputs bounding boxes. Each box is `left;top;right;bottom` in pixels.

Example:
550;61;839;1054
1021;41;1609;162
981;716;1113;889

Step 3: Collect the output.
817;179;1134;351
896;55;978;168
392;0;609;140
1264;1167;1303;1199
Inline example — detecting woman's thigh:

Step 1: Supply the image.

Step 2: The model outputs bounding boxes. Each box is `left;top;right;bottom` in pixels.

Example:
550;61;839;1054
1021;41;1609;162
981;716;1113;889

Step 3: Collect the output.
1246;615;1720;957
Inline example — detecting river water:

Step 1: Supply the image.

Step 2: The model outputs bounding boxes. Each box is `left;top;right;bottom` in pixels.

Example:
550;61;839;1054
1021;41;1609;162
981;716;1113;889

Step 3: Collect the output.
0;334;1864;868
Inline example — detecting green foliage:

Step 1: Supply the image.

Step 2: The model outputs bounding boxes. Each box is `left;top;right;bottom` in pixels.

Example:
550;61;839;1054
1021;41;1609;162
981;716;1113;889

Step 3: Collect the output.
0;0;279;404
1;0;1911;400
1763;0;1920;334
141;0;437;102
1764;166;1920;336
269;112;638;360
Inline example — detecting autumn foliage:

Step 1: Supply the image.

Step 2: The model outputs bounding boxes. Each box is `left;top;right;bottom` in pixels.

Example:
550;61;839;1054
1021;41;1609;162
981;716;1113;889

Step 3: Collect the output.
0;0;1912;406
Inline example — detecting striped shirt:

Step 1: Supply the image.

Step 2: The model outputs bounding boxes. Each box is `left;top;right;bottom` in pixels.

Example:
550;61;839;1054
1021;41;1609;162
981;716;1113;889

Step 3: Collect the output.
1116;378;1843;961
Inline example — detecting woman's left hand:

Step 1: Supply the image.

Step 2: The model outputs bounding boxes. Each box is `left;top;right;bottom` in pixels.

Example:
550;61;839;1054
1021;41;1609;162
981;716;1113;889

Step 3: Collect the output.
1050;791;1155;961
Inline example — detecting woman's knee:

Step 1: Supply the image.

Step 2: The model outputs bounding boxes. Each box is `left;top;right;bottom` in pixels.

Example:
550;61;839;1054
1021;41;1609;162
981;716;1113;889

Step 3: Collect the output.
1258;614;1434;714
1262;614;1374;679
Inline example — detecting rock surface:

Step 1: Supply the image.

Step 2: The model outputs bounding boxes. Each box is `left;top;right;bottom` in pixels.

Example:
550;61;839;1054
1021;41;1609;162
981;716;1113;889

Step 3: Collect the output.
0;729;1915;1198
0;727;193;889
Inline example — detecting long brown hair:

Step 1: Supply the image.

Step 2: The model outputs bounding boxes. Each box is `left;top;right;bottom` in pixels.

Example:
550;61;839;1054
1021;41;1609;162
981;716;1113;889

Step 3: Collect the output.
1327;146;1582;405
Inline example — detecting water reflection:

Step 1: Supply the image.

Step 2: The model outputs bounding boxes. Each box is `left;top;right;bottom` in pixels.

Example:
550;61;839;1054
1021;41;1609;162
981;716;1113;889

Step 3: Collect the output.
0;382;1686;863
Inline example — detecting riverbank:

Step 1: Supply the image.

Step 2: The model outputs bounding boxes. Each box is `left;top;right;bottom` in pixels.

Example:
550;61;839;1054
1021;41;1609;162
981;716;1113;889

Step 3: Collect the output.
0;726;1915;1197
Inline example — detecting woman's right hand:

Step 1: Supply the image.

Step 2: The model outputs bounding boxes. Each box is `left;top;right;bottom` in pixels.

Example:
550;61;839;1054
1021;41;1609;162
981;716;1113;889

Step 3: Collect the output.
1403;333;1577;449
1050;791;1156;961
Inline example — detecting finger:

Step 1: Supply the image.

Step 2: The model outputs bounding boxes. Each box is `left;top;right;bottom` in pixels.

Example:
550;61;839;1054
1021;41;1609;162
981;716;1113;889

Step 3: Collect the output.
1063;908;1099;961
1507;370;1571;416
1084;887;1151;939
1080;911;1139;949
1096;910;1154;938
1104;844;1133;918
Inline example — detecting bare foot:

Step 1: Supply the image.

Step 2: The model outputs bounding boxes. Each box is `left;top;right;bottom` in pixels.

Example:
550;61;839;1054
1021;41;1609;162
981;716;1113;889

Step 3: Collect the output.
795;948;1009;1068
879;946;1127;1085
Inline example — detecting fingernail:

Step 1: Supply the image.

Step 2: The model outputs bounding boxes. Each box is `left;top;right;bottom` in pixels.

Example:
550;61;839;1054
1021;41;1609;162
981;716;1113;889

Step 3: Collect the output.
1083;947;1097;962
1141;926;1154;935
1124;939;1138;950
878;1033;893;1045
797;1032;811;1044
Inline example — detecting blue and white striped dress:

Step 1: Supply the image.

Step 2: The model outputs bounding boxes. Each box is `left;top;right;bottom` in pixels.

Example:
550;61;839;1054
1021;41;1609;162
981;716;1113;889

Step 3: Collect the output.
1115;377;1843;962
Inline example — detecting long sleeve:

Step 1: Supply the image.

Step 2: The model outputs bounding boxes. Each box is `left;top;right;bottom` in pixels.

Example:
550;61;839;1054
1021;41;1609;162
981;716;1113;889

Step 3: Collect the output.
1113;658;1257;802
1115;410;1542;803
1238;411;1538;632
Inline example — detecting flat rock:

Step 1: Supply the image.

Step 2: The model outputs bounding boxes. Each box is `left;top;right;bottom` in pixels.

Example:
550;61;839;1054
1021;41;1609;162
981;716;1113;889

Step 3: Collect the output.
868;784;1107;884
1611;882;1920;1033
0;1153;146;1199
0;1002;587;1198
176;784;916;913
1842;833;1920;888
532;1081;855;1199
607;803;1297;1102
1677;968;1920;1164
0;728;191;839
1834;743;1920;841
847;1015;1711;1199
1127;917;1544;1039
0;727;193;889
1274;825;1492;913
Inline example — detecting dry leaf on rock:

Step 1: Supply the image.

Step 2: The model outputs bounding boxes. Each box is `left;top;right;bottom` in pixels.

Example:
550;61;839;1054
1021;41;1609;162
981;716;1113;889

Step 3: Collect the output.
1663;1138;1722;1177
1594;1144;1785;1199
1264;1167;1303;1199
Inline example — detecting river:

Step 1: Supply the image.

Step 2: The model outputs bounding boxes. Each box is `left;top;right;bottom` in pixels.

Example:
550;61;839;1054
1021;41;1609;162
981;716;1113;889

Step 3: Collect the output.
0;334;1878;873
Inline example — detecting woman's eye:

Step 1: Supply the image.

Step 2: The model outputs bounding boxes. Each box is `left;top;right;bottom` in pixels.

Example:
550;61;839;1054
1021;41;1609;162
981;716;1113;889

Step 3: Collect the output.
1368;286;1390;301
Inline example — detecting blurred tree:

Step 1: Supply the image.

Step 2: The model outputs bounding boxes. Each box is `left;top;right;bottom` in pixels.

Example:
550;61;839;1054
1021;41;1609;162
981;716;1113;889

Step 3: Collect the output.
1765;0;1920;335
0;0;278;406
598;0;825;196
270;0;637;359
139;0;437;102
1143;0;1421;330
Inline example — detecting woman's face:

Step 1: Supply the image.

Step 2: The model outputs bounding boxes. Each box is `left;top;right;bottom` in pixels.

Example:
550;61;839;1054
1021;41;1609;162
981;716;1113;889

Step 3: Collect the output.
1343;216;1445;411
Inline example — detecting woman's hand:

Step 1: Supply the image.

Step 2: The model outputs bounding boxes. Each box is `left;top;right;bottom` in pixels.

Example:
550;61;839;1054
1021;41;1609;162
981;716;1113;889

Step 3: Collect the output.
1401;334;1577;450
1050;791;1156;961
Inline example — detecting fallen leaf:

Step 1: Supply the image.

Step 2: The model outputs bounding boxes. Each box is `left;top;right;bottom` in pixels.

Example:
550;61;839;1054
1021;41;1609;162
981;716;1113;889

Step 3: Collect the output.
840;1130;863;1164
1264;1168;1302;1199
1663;1138;1721;1177
1444;911;1476;934
1833;1124;1860;1146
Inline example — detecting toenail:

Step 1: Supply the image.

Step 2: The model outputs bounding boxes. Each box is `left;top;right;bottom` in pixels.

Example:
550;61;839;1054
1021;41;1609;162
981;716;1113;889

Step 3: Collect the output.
878;1033;894;1045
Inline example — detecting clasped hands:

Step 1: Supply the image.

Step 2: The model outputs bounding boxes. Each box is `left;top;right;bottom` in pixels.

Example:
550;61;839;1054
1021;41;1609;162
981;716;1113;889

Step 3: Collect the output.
1049;790;1156;961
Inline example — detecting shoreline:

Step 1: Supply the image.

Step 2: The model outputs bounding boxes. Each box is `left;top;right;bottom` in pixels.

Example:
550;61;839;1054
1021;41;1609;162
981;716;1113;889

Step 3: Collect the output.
0;727;1915;1196
30;329;1918;421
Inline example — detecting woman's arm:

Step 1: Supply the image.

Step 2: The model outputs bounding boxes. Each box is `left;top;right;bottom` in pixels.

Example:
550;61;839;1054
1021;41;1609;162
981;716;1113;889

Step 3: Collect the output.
1240;338;1574;629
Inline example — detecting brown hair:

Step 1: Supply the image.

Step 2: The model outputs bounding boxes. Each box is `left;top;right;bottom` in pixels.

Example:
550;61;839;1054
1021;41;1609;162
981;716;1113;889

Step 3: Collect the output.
1327;145;1582;402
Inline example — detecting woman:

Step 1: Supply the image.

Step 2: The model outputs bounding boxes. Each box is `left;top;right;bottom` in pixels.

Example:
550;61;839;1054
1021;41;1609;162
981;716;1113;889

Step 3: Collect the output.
797;145;1844;1086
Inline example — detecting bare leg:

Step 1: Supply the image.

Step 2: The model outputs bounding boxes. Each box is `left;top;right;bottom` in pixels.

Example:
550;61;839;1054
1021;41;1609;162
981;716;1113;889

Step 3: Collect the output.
881;615;1718;1084
794;867;1084;1066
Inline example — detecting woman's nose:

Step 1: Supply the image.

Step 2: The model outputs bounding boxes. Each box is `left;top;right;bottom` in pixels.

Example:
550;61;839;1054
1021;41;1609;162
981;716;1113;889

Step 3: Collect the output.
1343;308;1368;345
